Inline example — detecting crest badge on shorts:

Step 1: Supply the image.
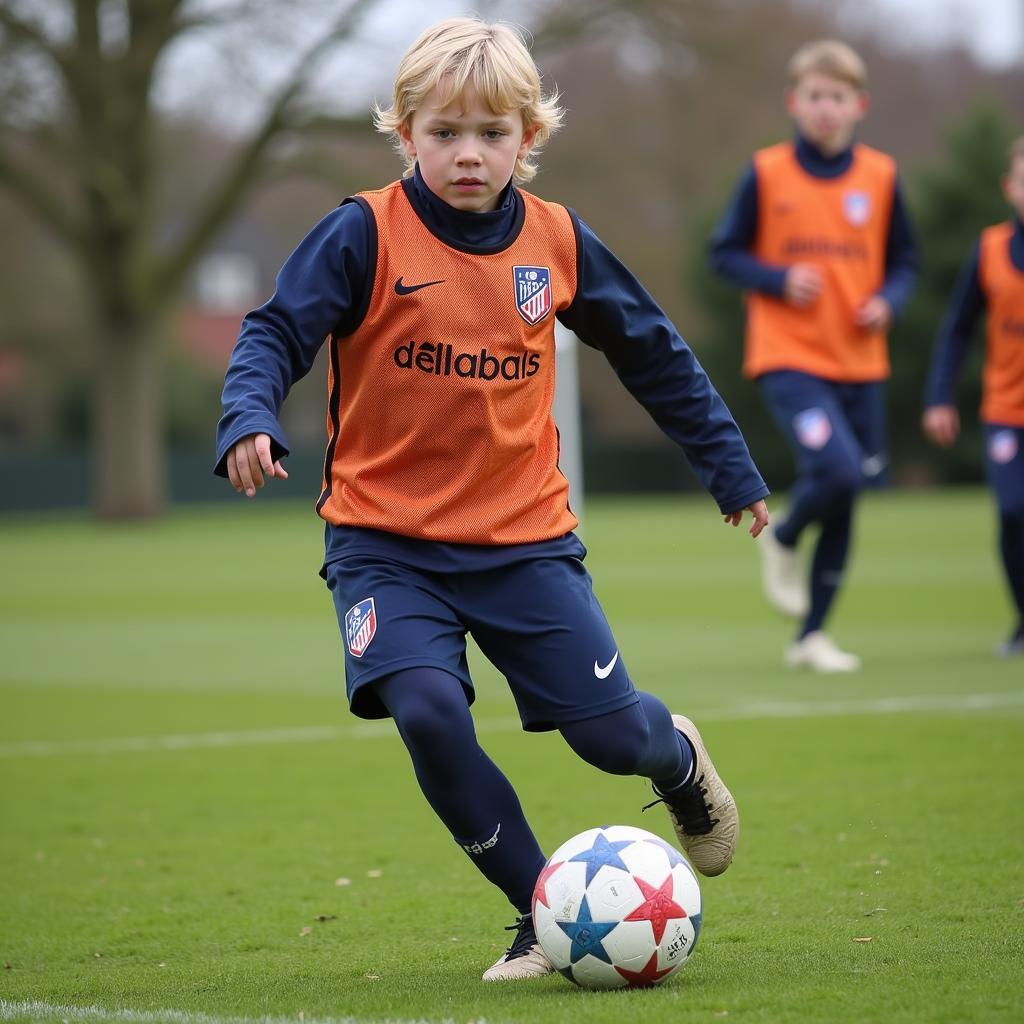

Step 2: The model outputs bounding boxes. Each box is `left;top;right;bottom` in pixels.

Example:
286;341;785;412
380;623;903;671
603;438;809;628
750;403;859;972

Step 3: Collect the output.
843;190;871;227
794;407;833;450
989;430;1019;465
345;597;377;658
514;265;552;325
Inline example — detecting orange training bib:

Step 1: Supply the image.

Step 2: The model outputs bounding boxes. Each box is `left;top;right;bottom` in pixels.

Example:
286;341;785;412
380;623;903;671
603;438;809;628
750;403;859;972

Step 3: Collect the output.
316;180;580;544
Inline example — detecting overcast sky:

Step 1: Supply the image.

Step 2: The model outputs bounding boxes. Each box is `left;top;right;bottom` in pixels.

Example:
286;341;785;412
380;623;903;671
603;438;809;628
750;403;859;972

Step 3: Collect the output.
861;0;1023;66
154;0;1023;126
353;0;1024;69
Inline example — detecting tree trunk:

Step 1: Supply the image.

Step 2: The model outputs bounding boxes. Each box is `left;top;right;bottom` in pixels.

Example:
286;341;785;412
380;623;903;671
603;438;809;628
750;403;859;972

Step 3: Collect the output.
92;324;166;519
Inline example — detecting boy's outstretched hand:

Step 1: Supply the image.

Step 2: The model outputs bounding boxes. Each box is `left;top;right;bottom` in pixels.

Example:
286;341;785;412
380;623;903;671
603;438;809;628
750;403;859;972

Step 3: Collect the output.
227;433;289;497
723;499;769;538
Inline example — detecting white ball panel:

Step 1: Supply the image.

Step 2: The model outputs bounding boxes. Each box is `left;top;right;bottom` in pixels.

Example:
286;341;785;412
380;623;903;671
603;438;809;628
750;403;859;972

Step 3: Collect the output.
586;872;642;919
602;920;657;966
670;861;702;915
619;837;672;882
571;955;628;990
660;917;696;966
532;900;573;969
549;869;586;919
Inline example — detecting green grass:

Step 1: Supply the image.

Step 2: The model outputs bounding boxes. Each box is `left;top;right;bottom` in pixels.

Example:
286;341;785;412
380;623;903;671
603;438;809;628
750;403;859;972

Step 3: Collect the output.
1;490;1022;1024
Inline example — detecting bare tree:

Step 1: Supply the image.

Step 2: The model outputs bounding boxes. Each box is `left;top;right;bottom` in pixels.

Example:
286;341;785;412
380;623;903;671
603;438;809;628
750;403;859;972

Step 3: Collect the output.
0;0;692;518
0;0;392;516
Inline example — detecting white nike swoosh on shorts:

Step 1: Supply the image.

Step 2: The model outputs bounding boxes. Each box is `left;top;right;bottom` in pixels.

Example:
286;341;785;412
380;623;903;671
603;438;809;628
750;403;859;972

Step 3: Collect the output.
594;651;619;679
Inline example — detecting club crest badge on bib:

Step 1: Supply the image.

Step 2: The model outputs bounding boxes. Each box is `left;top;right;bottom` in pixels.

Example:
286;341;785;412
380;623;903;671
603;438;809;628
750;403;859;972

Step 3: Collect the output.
514;265;552;325
843;190;871;227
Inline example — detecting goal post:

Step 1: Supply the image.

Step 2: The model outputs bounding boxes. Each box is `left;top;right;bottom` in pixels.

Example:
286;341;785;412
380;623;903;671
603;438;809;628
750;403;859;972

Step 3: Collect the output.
554;323;584;529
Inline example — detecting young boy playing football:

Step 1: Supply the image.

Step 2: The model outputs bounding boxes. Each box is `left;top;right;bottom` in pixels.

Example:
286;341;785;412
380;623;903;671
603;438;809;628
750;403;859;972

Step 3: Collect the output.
710;40;918;672
923;136;1024;657
215;17;769;980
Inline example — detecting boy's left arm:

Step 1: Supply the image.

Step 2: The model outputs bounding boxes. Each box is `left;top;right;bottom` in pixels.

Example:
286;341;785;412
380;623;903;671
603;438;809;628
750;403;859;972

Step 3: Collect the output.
922;241;985;447
559;216;770;535
859;176;919;330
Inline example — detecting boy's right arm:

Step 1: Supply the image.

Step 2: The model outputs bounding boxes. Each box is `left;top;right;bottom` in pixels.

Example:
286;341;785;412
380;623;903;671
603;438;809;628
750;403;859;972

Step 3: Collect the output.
708;162;799;298
214;201;371;490
922;240;985;448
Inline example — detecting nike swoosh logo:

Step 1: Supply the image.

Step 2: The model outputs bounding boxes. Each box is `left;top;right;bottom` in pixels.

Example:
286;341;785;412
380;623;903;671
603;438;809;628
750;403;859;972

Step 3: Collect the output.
394;277;445;295
594;652;619;679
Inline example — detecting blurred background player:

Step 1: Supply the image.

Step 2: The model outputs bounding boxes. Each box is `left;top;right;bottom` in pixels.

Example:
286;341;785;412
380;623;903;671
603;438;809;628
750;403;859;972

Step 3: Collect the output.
923;136;1024;657
215;17;769;981
709;39;918;673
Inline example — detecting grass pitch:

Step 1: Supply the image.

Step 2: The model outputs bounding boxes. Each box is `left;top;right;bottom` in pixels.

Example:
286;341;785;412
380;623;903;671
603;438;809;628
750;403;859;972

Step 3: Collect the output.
1;490;1022;1024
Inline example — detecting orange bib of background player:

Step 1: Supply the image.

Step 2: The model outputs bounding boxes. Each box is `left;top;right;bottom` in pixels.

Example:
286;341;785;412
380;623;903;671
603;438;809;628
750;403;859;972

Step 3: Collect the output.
744;142;895;382
979;221;1024;427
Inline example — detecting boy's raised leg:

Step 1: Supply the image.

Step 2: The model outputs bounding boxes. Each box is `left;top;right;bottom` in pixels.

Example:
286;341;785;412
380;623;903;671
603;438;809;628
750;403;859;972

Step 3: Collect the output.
647;715;739;877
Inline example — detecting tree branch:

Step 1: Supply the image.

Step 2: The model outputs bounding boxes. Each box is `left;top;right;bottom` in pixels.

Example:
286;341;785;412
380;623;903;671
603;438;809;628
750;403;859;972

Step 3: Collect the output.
288;112;371;137
0;5;72;77
147;0;378;307
0;141;82;245
0;5;54;50
529;0;685;55
172;1;262;34
256;147;360;189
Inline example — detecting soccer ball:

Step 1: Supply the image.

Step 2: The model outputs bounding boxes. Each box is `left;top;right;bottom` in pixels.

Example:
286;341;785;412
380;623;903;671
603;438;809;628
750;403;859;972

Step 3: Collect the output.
532;824;702;989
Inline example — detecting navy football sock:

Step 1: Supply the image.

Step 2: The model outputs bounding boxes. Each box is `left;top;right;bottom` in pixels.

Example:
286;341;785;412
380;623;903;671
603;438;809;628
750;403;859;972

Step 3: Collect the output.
999;511;1024;625
561;688;696;790
638;692;696;792
800;499;853;639
655;735;697;793
375;668;545;914
558;692;694;790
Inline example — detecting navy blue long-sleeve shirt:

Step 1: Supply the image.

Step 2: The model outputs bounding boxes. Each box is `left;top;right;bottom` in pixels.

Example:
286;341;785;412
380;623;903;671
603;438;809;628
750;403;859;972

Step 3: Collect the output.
216;166;768;567
709;135;918;315
925;217;1024;408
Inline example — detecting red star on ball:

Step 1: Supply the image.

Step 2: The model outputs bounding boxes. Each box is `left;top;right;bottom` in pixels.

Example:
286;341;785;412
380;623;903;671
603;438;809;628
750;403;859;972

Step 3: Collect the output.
623;873;686;943
615;950;675;986
532;860;562;910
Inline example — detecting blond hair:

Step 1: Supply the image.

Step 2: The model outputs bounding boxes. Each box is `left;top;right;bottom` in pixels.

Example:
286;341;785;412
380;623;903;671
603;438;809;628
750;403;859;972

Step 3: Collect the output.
373;16;563;184
787;39;867;90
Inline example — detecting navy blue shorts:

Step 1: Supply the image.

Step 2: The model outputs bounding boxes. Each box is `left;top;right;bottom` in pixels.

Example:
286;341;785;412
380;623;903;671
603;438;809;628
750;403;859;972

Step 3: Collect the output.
324;548;638;731
758;370;888;486
983;423;1024;516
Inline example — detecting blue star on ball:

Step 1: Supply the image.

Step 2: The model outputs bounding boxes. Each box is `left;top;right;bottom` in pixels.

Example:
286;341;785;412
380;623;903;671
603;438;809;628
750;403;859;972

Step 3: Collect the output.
569;831;632;886
557;894;618;964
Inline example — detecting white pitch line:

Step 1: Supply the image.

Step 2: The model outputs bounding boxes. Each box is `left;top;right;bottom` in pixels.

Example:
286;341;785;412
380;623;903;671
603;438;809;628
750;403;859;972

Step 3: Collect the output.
704;690;1024;720
0;726;345;758
1;691;1022;760
0;1000;462;1024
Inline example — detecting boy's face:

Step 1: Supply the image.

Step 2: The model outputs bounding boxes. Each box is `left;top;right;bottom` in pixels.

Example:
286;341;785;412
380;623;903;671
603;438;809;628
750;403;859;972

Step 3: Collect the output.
1003;156;1024;221
786;71;868;155
399;81;537;213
